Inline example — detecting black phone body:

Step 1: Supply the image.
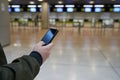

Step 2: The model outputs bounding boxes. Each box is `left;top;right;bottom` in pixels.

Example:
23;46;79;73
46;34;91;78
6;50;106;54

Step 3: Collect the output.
41;28;58;45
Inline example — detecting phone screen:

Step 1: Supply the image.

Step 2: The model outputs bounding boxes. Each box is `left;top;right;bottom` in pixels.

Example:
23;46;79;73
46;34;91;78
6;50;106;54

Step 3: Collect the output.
41;28;58;45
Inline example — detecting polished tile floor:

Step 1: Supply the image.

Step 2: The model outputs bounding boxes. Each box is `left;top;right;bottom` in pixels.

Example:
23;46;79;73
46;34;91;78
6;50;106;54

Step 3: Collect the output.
3;27;120;80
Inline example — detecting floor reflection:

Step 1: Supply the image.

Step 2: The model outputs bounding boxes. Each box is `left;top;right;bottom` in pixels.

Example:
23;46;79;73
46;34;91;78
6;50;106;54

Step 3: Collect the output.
4;27;120;80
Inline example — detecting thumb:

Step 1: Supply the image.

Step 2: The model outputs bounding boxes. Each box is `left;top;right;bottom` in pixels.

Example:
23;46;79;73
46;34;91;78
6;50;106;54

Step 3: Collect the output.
39;41;45;46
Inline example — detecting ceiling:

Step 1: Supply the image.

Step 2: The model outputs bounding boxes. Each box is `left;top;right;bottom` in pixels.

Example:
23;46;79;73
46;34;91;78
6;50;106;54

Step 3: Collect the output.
9;0;120;4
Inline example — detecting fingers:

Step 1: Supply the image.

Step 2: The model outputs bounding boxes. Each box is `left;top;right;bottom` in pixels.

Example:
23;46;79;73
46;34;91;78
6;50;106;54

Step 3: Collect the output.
44;42;53;50
39;41;45;46
39;41;53;49
47;43;53;49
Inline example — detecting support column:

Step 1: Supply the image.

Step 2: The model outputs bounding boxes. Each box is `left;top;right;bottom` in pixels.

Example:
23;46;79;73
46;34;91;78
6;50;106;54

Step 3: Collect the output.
41;2;49;29
0;0;10;46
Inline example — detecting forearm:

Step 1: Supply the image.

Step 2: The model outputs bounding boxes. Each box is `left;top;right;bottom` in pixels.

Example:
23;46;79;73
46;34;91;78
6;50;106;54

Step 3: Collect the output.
0;51;43;80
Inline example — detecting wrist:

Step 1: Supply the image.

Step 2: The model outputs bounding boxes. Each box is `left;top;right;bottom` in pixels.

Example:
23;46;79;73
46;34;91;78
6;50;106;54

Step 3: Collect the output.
30;51;43;66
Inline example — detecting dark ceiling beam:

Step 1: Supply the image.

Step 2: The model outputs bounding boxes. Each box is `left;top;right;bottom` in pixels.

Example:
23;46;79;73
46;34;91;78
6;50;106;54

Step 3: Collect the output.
9;0;120;4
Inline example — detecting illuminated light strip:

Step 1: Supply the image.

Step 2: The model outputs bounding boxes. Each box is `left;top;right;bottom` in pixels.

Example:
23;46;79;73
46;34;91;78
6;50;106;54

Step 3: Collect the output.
84;5;93;7
11;5;20;7
65;5;75;7
38;5;42;7
55;5;64;7
28;5;36;7
114;5;120;7
94;5;104;7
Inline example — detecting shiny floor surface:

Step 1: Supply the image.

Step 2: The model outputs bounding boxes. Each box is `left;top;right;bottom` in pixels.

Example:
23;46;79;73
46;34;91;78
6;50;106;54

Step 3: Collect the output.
4;27;120;80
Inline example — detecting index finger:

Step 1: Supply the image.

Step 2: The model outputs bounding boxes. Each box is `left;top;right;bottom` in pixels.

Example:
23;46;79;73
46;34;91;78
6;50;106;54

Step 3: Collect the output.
44;42;53;50
38;41;45;46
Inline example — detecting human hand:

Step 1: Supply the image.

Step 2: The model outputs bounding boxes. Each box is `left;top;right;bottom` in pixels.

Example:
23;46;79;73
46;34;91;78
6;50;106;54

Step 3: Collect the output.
33;41;53;63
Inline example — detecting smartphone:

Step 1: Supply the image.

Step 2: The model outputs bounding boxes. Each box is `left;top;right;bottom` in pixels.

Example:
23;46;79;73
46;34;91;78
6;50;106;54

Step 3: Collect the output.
41;28;59;45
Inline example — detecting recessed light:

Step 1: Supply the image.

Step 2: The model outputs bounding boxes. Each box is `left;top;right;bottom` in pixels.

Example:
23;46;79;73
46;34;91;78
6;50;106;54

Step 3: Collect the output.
89;1;94;4
38;0;43;1
29;1;35;4
8;0;12;2
58;1;63;4
111;0;115;1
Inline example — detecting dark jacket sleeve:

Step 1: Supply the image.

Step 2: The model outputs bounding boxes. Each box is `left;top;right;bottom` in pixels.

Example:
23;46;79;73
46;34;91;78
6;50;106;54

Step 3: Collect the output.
0;51;43;80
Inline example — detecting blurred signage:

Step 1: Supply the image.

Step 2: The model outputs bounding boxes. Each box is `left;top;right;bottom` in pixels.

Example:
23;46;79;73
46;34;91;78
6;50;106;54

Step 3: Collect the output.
8;4;120;13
